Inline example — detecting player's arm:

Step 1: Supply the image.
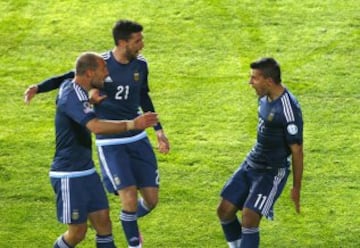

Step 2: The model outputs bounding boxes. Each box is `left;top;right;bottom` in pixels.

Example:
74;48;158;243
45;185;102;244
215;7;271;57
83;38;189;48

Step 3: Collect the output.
140;89;170;154
24;71;75;104
86;112;158;135
289;143;303;213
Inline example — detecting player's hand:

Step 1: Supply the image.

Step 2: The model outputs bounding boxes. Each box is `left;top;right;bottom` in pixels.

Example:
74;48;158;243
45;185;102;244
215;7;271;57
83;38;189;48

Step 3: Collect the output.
24;85;38;104
156;129;170;154
89;88;107;104
134;112;158;130
291;187;301;213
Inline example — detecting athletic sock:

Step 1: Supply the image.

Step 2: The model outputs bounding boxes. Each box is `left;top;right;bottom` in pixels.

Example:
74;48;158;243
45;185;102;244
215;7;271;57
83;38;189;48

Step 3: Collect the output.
120;210;141;247
53;235;73;248
220;218;242;248
240;227;259;248
96;234;116;248
137;198;151;217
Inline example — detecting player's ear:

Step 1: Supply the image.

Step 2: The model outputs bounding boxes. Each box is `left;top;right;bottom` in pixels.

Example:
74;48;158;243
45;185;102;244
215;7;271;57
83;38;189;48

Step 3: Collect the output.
266;77;275;86
118;39;127;47
86;69;95;78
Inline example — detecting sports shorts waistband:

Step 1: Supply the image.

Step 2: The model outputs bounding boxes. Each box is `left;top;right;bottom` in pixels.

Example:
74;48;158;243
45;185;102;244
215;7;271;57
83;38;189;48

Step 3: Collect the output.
49;167;96;178
95;131;147;146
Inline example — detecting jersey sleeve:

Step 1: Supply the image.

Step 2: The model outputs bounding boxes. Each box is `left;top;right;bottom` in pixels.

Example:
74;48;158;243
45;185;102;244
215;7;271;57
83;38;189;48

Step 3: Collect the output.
37;70;75;93
283;98;303;145
61;91;96;126
139;61;163;130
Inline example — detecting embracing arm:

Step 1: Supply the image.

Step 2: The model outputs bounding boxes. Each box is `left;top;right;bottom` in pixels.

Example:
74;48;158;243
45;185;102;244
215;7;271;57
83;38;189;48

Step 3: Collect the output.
289;143;304;213
24;71;75;104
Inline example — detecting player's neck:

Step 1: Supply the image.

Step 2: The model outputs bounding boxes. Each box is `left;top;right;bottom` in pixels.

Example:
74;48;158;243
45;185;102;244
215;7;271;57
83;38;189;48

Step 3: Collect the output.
267;85;285;102
112;48;130;64
73;77;91;92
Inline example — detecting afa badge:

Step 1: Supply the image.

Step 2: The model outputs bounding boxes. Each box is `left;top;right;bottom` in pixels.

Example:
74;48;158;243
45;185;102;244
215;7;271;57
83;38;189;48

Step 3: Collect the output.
114;176;121;186
133;72;140;82
72;209;80;221
267;112;275;121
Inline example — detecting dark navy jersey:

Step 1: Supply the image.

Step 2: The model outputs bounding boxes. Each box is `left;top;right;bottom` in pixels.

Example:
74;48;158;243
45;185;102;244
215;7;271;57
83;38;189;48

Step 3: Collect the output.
246;89;303;169
52;79;97;172
95;51;149;139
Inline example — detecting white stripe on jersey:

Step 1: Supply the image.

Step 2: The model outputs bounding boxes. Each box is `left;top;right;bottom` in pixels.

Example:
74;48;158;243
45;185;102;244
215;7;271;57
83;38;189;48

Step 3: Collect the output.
101;51;111;60
73;82;88;101
137;54;147;62
61;177;71;223
281;93;295;122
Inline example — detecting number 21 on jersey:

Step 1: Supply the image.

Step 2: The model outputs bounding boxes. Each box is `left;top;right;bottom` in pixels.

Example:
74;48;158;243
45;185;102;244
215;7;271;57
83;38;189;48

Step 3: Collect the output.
115;85;129;100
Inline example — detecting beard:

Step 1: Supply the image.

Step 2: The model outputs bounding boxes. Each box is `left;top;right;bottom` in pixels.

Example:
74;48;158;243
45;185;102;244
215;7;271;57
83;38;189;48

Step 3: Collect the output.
125;48;139;61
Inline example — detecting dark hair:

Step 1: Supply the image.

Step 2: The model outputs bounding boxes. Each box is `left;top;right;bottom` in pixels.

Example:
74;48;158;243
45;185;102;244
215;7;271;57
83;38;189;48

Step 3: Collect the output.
75;52;101;76
250;57;282;84
112;20;143;45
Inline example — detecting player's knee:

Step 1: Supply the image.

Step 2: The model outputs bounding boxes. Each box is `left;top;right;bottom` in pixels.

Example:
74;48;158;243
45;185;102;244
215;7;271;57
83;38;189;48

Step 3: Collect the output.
67;226;87;244
241;208;261;228
96;218;113;235
145;197;158;210
217;204;227;220
217;200;237;221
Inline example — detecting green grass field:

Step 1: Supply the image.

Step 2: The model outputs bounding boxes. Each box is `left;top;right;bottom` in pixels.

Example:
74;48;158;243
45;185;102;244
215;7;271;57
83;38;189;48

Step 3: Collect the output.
0;0;359;247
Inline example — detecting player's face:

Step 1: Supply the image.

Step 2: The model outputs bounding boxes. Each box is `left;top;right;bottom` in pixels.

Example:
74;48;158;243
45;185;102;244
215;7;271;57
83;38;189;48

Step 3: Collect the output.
124;32;144;60
249;69;269;97
90;59;108;89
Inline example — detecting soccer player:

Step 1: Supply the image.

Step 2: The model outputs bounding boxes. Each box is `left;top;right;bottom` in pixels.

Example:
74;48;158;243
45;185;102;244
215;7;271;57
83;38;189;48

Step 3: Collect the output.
217;57;304;248
43;52;158;248
24;20;170;248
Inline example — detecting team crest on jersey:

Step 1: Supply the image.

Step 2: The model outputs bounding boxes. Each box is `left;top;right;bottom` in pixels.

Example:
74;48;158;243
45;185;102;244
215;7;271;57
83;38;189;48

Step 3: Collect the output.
133;71;140;82
267;112;275;121
83;102;93;114
72;209;80;220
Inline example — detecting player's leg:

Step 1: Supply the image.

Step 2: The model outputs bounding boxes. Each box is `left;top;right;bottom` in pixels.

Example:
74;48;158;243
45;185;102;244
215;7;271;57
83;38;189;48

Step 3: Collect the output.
89;209;116;248
217;199;242;248
218;162;249;248
240;167;289;248
53;224;88;248
132;138;159;218
119;186;142;248
51;177;90;247
87;173;116;248
97;144;141;248
240;208;261;248
138;186;158;217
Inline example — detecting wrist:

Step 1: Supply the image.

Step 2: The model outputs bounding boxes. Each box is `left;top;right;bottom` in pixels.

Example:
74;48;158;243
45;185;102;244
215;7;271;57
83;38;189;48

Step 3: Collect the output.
126;120;135;131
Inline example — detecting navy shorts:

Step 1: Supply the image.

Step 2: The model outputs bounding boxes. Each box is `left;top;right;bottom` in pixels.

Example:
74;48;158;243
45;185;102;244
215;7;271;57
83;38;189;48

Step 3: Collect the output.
220;161;290;220
97;137;159;194
50;172;109;224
